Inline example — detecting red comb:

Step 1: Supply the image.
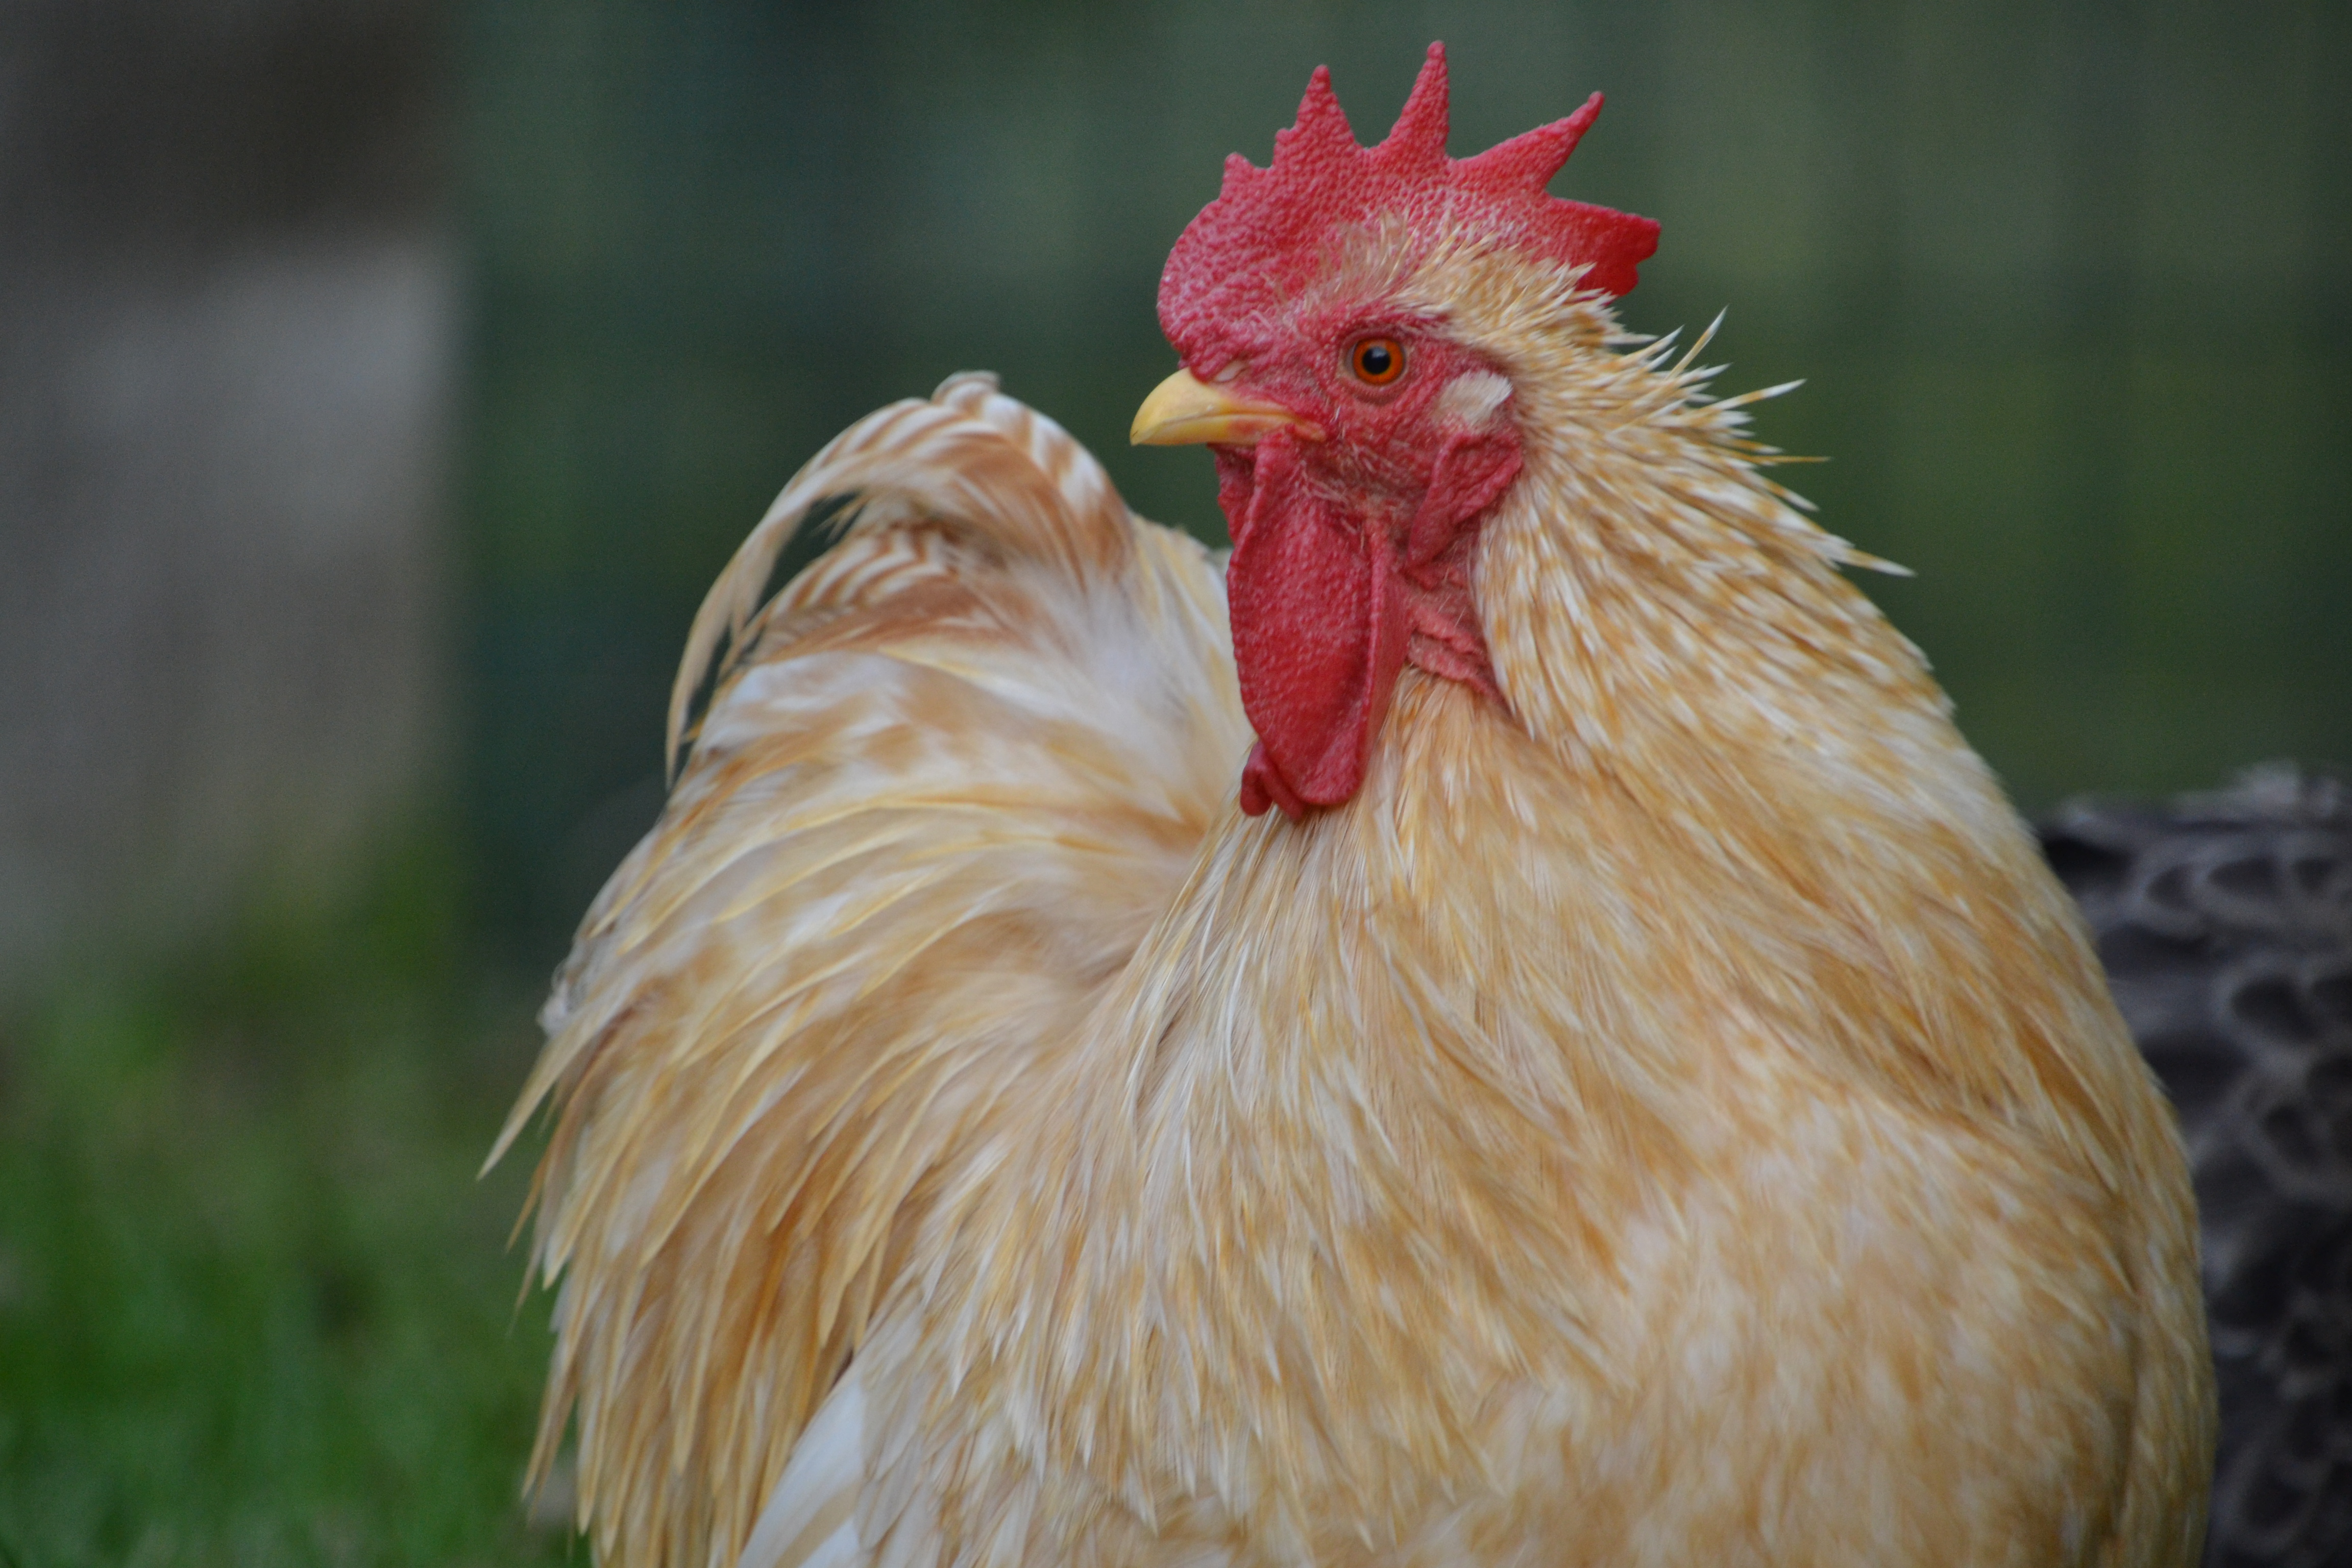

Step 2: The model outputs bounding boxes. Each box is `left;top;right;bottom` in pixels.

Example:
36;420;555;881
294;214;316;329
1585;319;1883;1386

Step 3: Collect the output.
1160;43;1658;354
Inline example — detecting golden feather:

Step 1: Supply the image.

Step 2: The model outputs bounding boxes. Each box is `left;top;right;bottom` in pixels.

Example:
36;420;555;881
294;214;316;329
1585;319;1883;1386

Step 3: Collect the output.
496;372;1246;1566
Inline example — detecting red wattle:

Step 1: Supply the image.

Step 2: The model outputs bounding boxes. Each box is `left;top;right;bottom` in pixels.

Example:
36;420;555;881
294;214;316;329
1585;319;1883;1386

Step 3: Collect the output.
1225;432;1409;818
1238;743;1305;820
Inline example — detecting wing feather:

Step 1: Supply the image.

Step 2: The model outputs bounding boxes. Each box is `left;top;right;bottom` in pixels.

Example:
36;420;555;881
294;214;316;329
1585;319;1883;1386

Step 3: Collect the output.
492;373;1244;1568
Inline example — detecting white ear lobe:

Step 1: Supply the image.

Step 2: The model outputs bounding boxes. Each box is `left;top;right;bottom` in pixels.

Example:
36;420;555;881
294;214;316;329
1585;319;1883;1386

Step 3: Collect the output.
1435;370;1513;429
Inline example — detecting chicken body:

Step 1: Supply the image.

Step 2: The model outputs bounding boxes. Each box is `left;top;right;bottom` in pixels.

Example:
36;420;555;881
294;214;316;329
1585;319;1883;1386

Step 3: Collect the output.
499;50;2212;1568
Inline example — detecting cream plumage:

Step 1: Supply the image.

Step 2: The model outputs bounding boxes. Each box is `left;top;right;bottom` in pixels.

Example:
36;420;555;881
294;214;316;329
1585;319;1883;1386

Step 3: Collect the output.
495;373;1244;1564
495;45;2212;1568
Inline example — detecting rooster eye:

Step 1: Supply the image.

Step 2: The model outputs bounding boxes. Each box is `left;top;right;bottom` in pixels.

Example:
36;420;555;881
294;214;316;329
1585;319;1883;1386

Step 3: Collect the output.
1349;337;1405;386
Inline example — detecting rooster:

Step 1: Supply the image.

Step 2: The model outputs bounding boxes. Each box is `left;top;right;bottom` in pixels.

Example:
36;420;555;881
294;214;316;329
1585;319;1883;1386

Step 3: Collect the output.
495;44;2215;1568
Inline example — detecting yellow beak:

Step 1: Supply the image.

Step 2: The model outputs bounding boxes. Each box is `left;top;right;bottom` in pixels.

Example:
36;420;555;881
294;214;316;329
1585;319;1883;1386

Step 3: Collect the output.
1130;368;1313;446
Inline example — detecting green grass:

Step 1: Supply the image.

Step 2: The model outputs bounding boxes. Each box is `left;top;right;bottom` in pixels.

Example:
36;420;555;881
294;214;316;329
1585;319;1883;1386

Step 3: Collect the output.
0;836;578;1566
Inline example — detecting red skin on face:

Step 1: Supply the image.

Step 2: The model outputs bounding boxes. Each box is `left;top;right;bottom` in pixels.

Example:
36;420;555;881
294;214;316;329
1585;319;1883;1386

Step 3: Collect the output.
1208;326;1523;819
1155;44;1653;817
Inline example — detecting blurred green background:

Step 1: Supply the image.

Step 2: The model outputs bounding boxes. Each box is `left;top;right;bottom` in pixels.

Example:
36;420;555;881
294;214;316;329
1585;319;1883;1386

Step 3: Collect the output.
1;1;2344;1561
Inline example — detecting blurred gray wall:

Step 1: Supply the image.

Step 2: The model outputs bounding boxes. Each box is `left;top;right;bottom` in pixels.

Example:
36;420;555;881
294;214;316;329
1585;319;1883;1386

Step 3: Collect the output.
0;1;452;991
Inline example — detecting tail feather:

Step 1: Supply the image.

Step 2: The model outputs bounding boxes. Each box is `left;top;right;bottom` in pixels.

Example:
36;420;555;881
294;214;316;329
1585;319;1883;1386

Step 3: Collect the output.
492;375;1244;1568
667;372;1135;780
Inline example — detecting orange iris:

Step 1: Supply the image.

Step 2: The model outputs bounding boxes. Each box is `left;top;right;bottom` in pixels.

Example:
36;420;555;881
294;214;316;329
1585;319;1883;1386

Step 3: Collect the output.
1350;337;1405;385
